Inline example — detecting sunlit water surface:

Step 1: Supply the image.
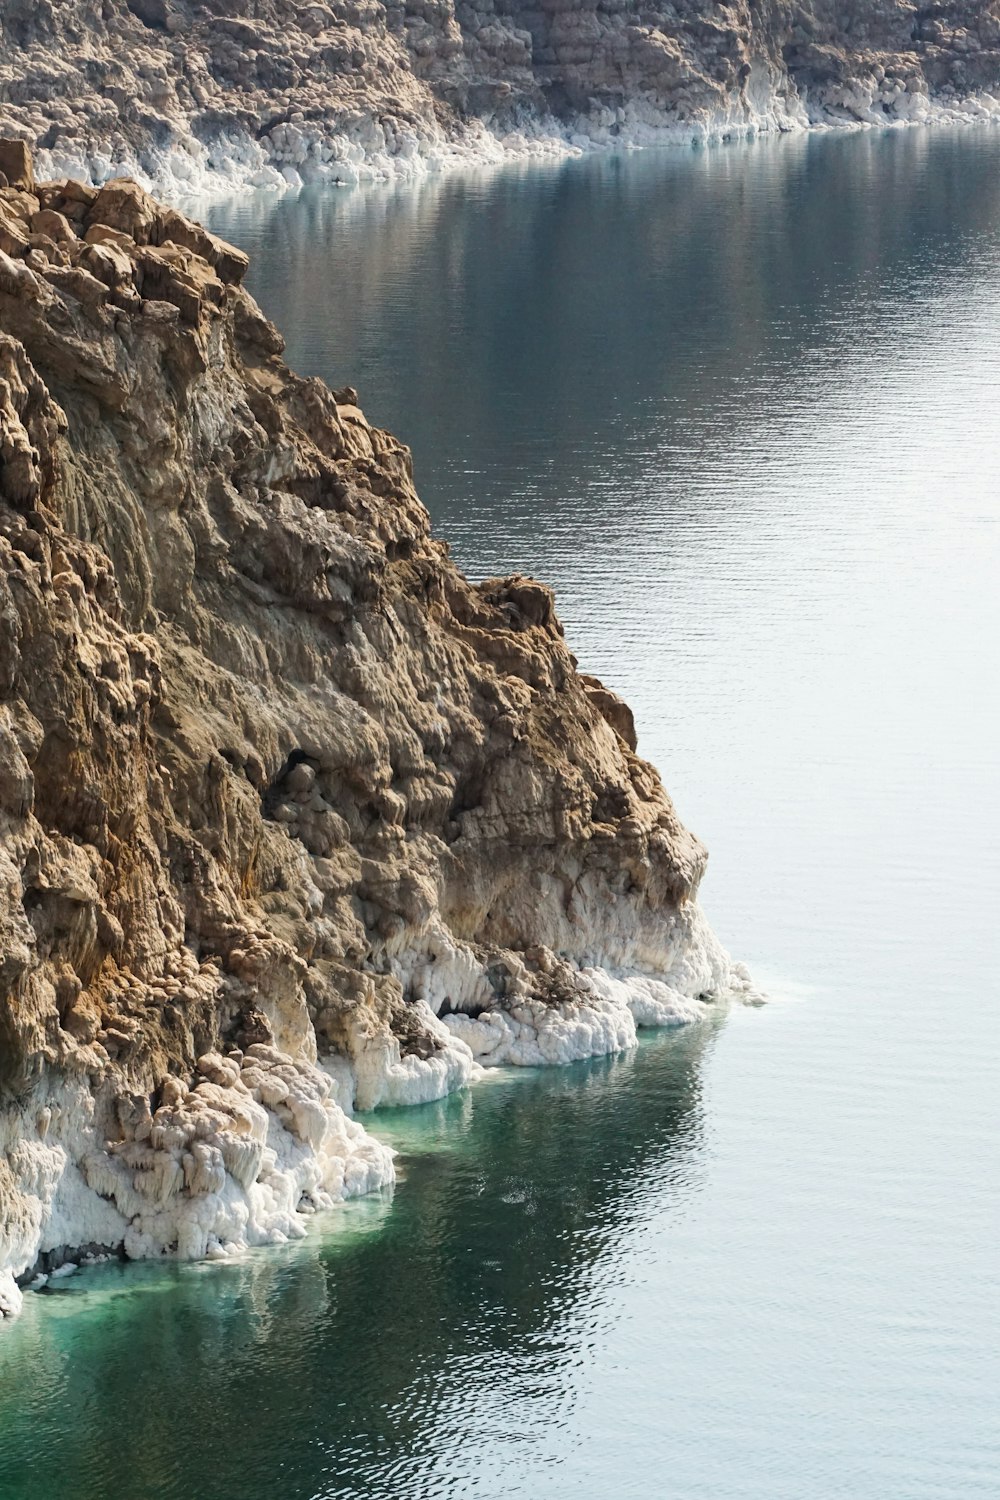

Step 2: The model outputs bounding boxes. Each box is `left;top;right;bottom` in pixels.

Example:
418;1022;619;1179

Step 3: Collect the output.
3;128;1000;1499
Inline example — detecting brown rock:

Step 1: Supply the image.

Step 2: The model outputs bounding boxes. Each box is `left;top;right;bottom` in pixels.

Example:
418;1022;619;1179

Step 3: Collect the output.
30;209;76;244
0;140;33;192
35;180;99;216
86;180;160;245
0;204;30;258
0;170;733;1304
159;209;250;285
80;241;135;289
84;223;136;250
581;675;639;752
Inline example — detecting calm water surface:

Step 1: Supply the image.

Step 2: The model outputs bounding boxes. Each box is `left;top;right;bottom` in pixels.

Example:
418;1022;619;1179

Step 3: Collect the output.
3;129;1000;1498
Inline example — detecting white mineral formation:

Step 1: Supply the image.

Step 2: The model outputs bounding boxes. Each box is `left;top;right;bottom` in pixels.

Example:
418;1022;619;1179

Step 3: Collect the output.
0;1;998;194
0;146;756;1317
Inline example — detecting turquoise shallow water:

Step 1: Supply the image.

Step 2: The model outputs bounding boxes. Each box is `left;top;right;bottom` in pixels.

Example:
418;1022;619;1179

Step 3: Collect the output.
3;128;1000;1498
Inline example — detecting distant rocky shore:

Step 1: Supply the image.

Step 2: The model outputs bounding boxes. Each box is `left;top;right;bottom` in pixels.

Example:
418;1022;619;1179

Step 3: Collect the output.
1;1;999;193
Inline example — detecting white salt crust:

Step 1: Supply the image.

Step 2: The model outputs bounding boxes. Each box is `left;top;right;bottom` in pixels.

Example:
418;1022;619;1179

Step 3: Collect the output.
30;86;1000;202
0;1049;393;1319
0;902;758;1318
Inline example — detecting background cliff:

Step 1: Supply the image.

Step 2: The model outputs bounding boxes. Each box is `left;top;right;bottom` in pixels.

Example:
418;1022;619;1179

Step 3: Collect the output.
0;0;998;189
0;147;746;1313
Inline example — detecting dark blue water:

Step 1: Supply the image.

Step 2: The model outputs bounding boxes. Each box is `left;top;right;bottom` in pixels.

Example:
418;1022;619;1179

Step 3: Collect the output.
2;128;999;1499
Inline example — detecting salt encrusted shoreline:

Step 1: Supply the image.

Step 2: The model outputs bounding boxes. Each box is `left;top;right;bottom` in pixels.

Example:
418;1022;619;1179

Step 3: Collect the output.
3;931;752;1320
2;914;753;1318
28;91;1000;203
3;0;999;200
1;870;755;1316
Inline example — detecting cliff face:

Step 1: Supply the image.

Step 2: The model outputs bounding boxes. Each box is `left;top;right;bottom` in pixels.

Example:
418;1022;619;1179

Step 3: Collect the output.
0;0;998;191
0;146;749;1315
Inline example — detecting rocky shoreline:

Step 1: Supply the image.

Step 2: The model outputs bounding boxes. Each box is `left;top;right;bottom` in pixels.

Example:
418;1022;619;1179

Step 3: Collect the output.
0;141;755;1317
1;1;999;195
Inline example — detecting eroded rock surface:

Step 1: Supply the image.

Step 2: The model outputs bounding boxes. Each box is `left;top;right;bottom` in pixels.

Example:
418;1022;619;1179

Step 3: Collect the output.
0;149;751;1316
0;0;998;191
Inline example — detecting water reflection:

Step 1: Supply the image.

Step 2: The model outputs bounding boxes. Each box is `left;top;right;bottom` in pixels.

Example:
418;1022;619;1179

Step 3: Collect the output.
209;127;1000;584
0;1025;718;1500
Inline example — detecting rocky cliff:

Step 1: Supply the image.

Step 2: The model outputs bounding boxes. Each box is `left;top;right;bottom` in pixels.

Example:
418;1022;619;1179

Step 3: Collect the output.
0;143;751;1316
0;0;998;191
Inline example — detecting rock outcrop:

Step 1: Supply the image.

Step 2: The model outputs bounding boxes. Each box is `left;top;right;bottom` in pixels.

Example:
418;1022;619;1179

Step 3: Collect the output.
0;0;998;192
0;147;751;1317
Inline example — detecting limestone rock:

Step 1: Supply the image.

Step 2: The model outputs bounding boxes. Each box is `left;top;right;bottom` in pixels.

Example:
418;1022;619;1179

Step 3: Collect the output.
0;150;753;1313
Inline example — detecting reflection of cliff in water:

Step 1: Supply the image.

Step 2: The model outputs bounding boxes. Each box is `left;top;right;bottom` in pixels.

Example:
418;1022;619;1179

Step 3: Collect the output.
208;127;1000;565
0;1022;718;1500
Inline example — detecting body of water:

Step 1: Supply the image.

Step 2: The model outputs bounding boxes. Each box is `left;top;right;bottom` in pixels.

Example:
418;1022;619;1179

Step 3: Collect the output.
2;127;999;1498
